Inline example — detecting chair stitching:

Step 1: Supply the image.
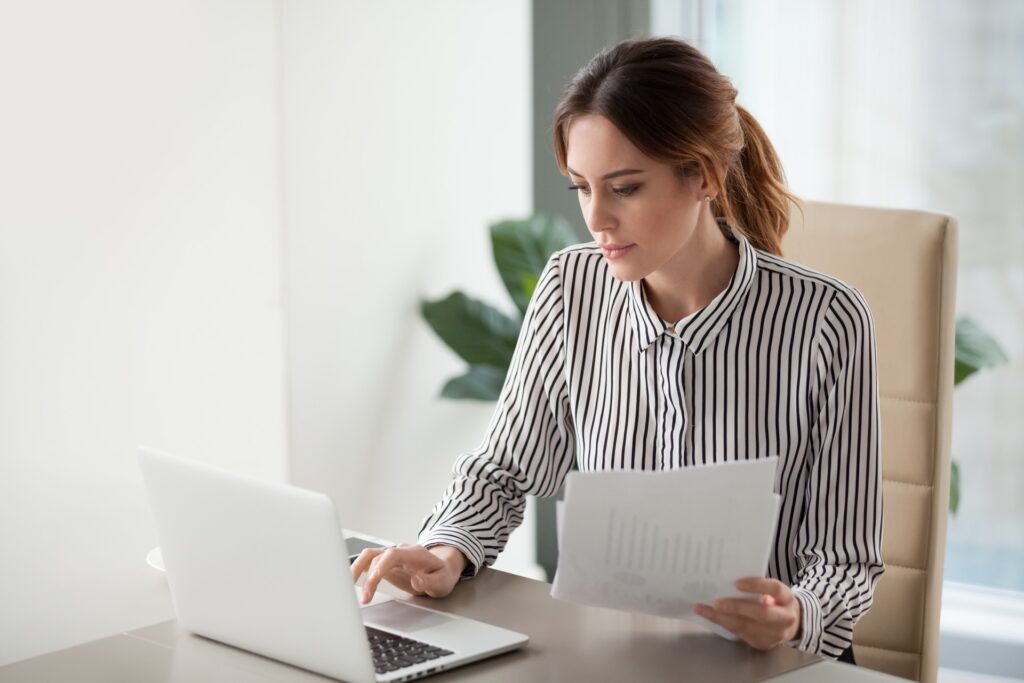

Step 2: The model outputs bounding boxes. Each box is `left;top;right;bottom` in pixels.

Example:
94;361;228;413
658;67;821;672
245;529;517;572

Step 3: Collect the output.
881;394;935;407
882;478;932;489
879;562;925;572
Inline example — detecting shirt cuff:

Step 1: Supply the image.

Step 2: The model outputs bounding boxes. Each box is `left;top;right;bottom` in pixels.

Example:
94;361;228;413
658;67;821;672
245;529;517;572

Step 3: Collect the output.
418;525;486;580
790;586;823;654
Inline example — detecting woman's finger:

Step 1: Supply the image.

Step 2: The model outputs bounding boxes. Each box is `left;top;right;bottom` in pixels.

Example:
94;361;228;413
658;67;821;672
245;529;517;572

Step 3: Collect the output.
350;547;386;583
361;547;404;603
713;597;788;625
734;577;794;605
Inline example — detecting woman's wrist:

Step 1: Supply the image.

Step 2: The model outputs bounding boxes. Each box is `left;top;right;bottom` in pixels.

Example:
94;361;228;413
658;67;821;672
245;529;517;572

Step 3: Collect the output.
426;544;469;577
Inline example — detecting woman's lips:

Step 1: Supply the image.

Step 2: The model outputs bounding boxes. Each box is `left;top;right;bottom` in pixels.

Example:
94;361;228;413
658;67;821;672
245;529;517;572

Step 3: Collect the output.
601;244;635;260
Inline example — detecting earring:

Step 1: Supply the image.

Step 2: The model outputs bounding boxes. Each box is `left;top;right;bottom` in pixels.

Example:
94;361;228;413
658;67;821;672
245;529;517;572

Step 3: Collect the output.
704;195;711;202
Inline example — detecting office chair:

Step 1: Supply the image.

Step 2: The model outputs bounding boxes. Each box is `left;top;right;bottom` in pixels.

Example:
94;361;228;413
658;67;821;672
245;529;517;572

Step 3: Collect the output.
780;200;958;682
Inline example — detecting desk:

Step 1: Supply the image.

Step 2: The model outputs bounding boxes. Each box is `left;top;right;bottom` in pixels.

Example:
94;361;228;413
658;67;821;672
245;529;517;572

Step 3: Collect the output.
0;566;897;682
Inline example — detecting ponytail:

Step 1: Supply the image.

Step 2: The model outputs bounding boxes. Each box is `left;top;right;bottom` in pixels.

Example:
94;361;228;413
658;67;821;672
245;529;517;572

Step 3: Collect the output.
714;105;802;256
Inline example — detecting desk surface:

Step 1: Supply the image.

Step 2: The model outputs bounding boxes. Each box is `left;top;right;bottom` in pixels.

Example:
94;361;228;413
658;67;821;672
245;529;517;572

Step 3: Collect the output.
0;566;895;683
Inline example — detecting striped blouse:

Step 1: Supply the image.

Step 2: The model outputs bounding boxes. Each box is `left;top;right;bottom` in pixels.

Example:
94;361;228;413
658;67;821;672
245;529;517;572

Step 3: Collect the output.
418;219;884;658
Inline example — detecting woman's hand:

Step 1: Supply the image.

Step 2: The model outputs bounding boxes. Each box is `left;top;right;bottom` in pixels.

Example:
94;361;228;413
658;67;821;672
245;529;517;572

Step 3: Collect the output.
693;577;802;651
351;543;467;605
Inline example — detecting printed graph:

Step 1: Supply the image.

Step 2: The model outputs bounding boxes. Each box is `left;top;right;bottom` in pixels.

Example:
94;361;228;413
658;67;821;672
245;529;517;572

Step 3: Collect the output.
602;508;723;576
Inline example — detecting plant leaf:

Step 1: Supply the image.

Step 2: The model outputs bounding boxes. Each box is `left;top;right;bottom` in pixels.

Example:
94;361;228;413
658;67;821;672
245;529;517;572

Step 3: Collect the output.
521;273;539;303
955;316;1009;385
421;292;521;367
440;364;507;401
949;459;960;516
491;214;577;315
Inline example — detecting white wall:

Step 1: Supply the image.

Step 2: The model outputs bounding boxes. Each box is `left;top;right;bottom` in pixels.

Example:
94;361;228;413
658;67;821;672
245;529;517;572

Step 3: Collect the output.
0;0;539;666
281;0;540;575
0;0;287;665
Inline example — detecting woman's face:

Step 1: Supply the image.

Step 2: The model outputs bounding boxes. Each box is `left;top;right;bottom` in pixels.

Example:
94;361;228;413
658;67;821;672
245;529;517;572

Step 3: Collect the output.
565;114;708;282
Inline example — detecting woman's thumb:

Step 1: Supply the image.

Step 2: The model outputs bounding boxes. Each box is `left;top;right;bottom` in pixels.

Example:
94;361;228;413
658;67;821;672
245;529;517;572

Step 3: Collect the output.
410;574;423;591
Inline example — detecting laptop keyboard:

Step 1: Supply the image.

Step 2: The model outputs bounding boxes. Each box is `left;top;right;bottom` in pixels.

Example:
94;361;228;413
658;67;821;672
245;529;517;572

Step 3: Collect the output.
366;626;454;675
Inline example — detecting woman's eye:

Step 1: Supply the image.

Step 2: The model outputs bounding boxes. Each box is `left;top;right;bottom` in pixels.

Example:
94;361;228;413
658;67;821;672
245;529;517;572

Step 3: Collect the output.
567;184;639;198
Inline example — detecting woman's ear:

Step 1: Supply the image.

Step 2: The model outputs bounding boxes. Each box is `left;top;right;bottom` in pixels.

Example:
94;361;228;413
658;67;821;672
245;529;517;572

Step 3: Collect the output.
678;161;718;202
698;171;719;202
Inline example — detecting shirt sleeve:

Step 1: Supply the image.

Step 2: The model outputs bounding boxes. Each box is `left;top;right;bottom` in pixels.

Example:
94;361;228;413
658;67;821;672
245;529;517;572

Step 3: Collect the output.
790;286;885;658
417;253;575;578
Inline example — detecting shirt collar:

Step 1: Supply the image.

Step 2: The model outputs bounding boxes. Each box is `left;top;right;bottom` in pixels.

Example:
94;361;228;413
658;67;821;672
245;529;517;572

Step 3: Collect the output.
627;219;758;355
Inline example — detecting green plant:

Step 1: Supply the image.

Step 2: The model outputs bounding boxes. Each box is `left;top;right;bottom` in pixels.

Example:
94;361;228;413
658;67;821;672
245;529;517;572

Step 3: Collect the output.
950;315;1009;515
421;220;1010;516
420;214;577;401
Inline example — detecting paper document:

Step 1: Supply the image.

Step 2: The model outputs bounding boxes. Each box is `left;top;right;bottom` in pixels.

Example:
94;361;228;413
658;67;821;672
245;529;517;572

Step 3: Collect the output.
550;457;781;640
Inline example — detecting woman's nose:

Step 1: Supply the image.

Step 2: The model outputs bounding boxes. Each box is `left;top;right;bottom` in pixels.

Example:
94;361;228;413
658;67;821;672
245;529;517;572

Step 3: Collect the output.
586;194;616;233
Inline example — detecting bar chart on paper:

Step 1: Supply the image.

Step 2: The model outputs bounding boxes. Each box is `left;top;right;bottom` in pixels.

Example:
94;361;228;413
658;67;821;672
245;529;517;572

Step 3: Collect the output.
603;508;724;578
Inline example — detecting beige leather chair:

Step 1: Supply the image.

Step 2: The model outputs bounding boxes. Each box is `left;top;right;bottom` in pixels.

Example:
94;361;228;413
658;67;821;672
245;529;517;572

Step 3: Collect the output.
781;200;958;682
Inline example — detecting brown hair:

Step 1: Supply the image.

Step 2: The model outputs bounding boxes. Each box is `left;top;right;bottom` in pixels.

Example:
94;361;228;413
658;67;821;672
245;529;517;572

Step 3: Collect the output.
551;36;801;256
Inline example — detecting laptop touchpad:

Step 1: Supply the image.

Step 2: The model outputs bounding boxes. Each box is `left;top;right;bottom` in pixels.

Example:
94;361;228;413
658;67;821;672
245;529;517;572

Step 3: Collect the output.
362;601;455;633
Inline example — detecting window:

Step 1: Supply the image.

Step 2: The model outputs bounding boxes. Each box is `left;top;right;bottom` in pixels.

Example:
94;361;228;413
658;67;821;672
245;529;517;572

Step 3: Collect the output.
672;0;1024;596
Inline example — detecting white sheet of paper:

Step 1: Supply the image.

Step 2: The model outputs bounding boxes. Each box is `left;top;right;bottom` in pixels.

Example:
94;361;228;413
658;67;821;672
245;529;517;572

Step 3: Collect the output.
551;457;781;640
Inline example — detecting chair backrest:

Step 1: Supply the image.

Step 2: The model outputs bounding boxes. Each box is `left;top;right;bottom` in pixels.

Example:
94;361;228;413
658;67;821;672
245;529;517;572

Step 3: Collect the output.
780;200;958;682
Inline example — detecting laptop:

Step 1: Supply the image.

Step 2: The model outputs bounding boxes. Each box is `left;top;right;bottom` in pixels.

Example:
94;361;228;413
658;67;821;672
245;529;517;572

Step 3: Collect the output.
137;447;528;682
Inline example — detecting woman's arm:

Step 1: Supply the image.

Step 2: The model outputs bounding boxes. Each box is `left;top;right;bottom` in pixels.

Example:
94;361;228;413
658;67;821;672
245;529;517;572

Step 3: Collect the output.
417;254;575;578
788;286;885;657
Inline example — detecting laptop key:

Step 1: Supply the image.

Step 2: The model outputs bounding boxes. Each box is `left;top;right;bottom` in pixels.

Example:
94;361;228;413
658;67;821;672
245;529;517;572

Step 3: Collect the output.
365;625;450;671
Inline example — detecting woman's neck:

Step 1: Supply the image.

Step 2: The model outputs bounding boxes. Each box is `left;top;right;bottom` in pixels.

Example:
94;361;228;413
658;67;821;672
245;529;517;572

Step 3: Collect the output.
642;214;740;325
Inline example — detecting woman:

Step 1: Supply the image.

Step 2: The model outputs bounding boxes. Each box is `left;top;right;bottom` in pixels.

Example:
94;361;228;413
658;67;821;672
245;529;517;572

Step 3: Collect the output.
353;36;883;664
